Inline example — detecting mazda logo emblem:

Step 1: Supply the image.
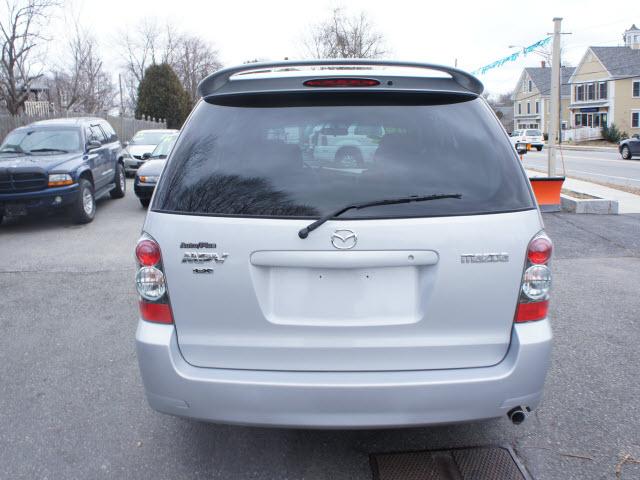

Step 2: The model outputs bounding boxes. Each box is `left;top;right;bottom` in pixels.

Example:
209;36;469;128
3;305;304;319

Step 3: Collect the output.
331;230;357;249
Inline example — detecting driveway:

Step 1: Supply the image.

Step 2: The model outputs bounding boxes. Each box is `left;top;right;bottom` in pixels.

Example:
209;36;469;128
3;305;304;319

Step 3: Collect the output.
0;186;638;479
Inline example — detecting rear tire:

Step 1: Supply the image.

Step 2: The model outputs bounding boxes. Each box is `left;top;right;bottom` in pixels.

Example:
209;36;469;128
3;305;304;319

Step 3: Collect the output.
621;146;632;160
140;198;150;208
72;179;96;224
110;163;126;199
536;146;543;151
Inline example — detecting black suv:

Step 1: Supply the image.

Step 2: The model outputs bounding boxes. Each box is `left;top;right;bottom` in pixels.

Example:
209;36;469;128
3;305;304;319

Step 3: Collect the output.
0;117;126;224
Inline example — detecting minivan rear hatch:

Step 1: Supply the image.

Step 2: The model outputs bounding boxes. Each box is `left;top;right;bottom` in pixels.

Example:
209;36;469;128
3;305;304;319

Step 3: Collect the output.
148;88;538;372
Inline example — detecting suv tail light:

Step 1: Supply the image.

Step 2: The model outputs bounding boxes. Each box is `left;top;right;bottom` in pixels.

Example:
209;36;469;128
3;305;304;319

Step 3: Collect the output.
135;236;173;324
515;231;552;323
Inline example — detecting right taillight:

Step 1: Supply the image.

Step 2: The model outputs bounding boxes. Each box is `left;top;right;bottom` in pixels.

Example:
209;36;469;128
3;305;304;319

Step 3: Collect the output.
515;231;552;323
135;235;173;324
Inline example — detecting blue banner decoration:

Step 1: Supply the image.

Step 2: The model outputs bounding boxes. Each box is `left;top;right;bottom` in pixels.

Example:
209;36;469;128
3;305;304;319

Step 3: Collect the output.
472;37;551;76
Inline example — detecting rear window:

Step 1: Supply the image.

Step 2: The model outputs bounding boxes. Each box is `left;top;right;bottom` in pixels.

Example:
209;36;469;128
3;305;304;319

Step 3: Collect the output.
131;131;170;145
526;129;542;136
153;97;534;218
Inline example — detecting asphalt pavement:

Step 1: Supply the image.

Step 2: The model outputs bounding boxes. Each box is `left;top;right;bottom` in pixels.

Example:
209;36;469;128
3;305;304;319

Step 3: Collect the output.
1;182;639;479
523;148;640;190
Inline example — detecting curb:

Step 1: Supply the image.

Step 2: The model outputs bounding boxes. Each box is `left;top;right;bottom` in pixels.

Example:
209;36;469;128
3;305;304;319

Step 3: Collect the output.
560;194;619;214
554;145;618;152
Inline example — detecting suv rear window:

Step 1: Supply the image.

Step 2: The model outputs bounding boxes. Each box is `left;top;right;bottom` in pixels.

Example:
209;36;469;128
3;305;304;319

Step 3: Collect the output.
153;97;534;218
526;129;542;136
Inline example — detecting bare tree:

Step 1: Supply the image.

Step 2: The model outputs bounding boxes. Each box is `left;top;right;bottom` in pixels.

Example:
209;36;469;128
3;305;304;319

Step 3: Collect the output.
304;7;386;59
172;34;222;103
0;0;58;114
48;23;115;113
118;21;220;109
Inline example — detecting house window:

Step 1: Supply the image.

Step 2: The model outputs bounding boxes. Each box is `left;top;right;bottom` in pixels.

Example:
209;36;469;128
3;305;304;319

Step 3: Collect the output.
598;82;607;99
518;103;522;114
576;84;584;101
587;83;595;100
575;114;582;127
528;80;532;92
632;111;639;128
633;81;640;98
535;101;540;114
527;102;531;114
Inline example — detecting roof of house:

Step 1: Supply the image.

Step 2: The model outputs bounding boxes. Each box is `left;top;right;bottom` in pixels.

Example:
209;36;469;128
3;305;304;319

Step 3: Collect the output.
524;66;575;97
590;46;640;78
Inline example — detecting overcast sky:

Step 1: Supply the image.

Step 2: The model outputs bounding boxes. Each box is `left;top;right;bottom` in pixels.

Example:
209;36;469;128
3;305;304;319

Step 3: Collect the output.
50;0;636;95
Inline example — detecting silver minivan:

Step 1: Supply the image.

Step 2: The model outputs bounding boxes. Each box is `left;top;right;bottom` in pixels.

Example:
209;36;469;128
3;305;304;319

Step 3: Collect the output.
134;60;553;428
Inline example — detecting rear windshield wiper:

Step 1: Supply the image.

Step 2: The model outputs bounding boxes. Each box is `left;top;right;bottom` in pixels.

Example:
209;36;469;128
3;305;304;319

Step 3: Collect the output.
298;193;462;239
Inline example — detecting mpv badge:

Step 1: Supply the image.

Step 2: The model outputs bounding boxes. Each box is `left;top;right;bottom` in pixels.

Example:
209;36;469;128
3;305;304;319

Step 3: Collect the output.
182;252;229;264
331;230;357;250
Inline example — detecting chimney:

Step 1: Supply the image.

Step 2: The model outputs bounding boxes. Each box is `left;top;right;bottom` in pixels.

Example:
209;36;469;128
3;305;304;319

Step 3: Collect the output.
541;60;546;68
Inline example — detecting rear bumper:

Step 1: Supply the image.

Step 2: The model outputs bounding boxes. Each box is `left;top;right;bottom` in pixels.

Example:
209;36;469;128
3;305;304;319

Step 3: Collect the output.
136;320;552;428
124;158;145;172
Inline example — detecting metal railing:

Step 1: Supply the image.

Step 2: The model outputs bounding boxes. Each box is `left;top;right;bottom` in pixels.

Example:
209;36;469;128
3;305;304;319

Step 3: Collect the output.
563;126;602;142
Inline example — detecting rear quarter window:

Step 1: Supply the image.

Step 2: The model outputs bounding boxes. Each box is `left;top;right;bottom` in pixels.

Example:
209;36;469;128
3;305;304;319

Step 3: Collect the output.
153;96;535;218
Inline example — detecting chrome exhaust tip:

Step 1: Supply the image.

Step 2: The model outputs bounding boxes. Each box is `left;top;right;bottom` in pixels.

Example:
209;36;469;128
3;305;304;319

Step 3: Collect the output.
507;406;528;425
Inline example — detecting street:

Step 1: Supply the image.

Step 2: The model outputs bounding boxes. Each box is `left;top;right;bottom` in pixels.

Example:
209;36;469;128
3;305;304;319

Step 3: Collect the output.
1;181;639;479
523;148;640;190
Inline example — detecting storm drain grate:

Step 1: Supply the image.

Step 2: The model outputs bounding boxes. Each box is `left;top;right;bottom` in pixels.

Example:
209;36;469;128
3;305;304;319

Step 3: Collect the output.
370;446;530;480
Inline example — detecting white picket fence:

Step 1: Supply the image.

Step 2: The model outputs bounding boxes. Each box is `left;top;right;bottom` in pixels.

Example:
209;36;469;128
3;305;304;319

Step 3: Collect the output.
562;126;602;142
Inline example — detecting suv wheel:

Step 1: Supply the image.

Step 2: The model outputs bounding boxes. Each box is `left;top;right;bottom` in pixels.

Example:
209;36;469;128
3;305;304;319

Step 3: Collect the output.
110;163;126;199
536;146;543;151
140;198;150;208
72;179;96;224
621;145;632;160
335;148;363;168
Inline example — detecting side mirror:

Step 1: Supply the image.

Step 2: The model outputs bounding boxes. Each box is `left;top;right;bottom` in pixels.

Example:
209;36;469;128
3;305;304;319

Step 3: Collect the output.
142;152;151;160
86;140;101;151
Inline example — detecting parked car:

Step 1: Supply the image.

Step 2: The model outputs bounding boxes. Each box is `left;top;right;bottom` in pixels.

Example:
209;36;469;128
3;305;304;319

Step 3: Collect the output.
619;134;640;159
0;117;125;225
121;129;178;176
510;129;544;151
309;123;384;167
134;133;178;207
134;60;552;429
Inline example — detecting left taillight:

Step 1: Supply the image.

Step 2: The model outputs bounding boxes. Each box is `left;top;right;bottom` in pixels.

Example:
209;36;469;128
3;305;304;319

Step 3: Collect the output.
515;231;552;323
135;235;173;324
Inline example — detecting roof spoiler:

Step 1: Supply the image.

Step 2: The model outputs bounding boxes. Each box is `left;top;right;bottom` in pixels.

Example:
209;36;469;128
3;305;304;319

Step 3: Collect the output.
197;59;484;98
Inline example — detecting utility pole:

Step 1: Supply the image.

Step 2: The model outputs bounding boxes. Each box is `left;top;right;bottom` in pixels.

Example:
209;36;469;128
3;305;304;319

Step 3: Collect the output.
547;17;562;176
119;74;125;140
